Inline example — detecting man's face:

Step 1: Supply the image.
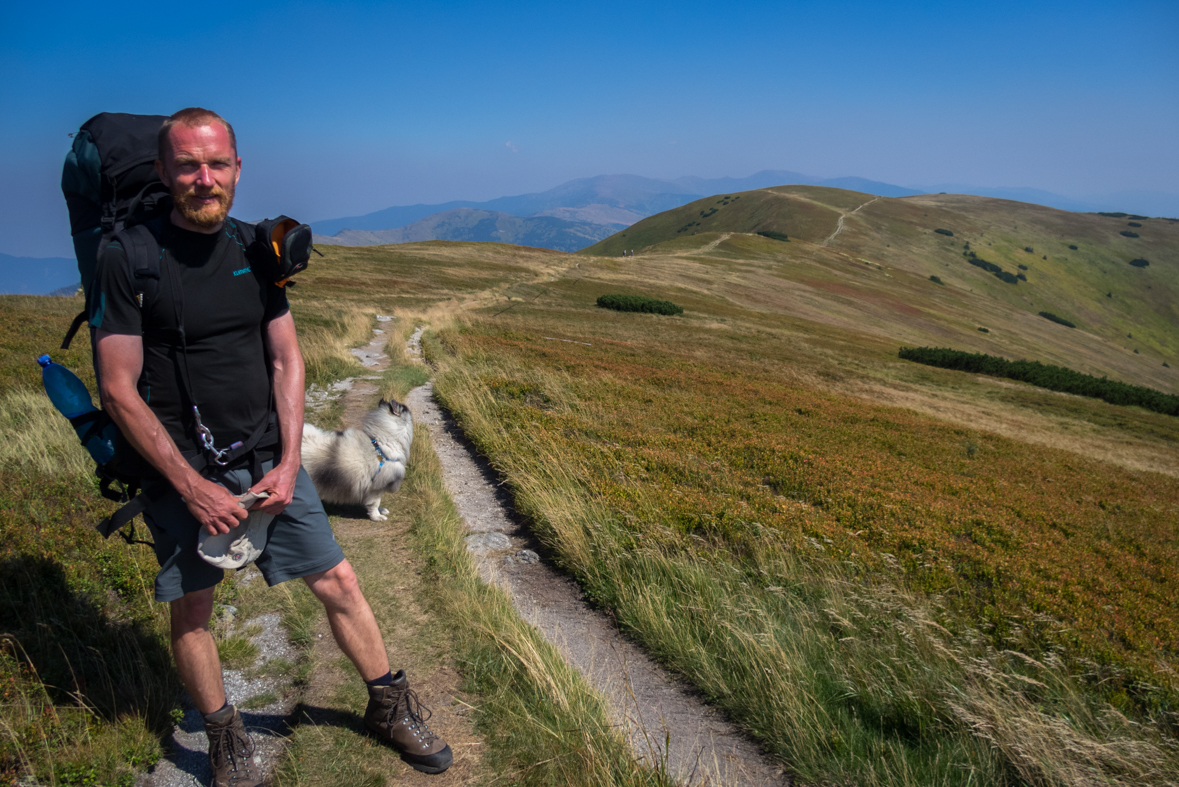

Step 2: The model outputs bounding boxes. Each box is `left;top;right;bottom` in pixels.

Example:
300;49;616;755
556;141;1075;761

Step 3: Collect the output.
155;122;241;232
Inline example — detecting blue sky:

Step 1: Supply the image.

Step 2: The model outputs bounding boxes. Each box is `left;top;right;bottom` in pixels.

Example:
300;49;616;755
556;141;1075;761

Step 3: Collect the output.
2;0;1177;257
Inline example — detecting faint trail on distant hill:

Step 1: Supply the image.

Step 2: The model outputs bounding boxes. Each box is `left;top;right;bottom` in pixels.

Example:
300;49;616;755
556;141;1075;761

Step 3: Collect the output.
823;196;879;246
406;326;791;786
698;232;733;254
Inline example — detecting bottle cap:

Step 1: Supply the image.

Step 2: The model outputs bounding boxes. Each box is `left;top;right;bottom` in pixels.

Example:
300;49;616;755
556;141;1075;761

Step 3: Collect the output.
37;354;51;368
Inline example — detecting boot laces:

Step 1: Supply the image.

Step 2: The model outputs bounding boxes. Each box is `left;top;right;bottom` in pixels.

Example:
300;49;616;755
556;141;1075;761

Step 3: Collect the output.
395;687;438;747
210;718;255;780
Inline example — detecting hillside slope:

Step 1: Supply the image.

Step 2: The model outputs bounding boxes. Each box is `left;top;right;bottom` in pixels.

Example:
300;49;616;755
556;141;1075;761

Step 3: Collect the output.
582;186;1179;390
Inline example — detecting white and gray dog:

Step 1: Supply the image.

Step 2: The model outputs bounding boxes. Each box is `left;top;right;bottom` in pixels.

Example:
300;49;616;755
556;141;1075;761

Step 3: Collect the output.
301;398;413;521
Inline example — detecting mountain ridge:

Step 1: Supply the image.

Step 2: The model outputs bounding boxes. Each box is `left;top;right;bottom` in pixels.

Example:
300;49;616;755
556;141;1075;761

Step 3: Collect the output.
313;208;620;252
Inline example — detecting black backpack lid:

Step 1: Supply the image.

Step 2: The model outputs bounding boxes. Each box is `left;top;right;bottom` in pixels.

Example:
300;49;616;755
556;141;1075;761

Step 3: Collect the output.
79;113;168;180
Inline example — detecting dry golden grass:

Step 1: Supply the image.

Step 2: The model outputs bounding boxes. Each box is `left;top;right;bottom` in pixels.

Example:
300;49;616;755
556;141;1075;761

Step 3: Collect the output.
0;387;94;478
850;377;1179;477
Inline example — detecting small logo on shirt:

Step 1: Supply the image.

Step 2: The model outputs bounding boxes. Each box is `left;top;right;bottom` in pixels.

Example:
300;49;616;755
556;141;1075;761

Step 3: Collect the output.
233;266;252;277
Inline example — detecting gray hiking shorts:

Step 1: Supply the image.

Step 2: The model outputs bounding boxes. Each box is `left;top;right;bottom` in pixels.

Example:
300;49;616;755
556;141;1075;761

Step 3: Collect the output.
142;460;345;602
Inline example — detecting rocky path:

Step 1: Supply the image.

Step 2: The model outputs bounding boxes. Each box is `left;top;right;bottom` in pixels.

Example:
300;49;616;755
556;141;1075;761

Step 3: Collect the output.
405;330;790;786
822;196;879;246
138;317;790;786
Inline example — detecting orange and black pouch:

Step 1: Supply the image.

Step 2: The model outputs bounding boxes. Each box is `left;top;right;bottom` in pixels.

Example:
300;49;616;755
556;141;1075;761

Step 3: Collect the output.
252;216;313;287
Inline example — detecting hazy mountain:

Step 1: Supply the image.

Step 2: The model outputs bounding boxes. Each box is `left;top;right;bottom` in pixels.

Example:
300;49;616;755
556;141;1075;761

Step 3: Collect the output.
313;209;621;252
309;172;1179;254
0;253;79;295
308;172;925;239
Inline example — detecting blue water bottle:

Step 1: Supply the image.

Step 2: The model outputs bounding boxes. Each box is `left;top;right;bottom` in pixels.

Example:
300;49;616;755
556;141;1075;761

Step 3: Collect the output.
38;354;115;464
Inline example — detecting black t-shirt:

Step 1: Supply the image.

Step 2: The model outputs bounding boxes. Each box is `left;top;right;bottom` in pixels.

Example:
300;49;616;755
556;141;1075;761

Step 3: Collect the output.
91;216;289;457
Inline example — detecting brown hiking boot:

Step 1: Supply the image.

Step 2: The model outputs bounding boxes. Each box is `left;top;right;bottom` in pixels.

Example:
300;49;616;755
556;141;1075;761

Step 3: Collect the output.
204;705;261;787
364;670;453;774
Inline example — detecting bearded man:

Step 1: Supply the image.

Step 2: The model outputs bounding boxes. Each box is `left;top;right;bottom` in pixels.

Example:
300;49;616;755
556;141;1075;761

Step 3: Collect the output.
91;108;451;786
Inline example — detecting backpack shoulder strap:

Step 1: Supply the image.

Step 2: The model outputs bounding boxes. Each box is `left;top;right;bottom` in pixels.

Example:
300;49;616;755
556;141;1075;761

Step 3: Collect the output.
112;216;166;314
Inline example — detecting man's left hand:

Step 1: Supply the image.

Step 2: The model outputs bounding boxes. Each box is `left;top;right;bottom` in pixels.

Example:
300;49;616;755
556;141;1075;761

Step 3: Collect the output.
249;463;299;515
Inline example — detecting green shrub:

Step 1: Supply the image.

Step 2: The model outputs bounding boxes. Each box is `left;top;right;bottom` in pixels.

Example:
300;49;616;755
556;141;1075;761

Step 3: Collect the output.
1128;222;1142;227
1024;246;1034;253
1068;244;1078;250
1017;264;1028;270
962;251;1018;284
929;275;943;285
977;327;989;332
898;347;1179;416
1098;212;1129;218
596;294;683;316
934;228;954;236
1038;312;1076;328
1121;231;1139;238
1129;258;1150;268
757;230;790;242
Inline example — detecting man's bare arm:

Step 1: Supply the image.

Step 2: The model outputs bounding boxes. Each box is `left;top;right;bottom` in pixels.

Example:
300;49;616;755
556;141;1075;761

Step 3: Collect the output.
249;311;304;514
95;330;245;534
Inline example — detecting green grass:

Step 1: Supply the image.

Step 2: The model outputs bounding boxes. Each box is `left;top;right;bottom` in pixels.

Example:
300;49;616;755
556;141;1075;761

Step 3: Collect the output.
429;318;1179;785
4;187;1179;785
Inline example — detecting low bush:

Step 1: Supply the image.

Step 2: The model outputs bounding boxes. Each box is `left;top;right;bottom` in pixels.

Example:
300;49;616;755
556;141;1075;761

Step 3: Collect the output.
1068;244;1078;250
596;294;683;316
1128;222;1142;228
934;228;954;236
963;251;1018;284
699;208;718;218
1129;258;1150;268
898;347;1179;416
1024;246;1034;253
1121;231;1139;238
1018;264;1028;271
1038;311;1076;328
977;326;989;332
1098;212;1129;218
757;230;790;242
929;275;943;285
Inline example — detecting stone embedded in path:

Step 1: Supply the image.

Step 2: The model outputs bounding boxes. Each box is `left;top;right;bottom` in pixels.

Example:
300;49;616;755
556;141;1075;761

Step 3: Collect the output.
465;532;512;555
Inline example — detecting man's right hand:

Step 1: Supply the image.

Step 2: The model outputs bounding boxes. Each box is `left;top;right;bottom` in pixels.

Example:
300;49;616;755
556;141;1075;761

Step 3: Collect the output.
183;478;249;536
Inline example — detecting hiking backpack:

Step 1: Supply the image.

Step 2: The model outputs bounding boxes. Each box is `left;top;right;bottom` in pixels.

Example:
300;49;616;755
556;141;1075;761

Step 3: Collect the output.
57;111;316;539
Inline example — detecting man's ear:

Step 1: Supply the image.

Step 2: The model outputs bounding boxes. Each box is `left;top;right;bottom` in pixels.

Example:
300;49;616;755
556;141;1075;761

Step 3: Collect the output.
234;156;241;186
154;158;170;186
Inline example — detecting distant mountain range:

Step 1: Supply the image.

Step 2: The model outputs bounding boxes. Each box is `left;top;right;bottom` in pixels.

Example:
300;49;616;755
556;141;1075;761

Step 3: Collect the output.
313;209;619;252
310;171;1179;253
310;171;920;238
0;253;79;296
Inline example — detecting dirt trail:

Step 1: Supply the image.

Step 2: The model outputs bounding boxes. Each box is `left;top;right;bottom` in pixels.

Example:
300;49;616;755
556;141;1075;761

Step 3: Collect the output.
698;232;734;254
405;330;790;786
140;318;789;786
822;196;879;246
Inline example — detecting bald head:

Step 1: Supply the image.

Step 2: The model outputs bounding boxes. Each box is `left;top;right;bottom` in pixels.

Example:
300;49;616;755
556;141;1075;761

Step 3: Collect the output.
158;107;237;162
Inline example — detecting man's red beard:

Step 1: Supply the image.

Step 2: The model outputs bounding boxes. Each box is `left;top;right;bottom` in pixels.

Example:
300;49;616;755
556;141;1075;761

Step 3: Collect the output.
172;181;235;229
